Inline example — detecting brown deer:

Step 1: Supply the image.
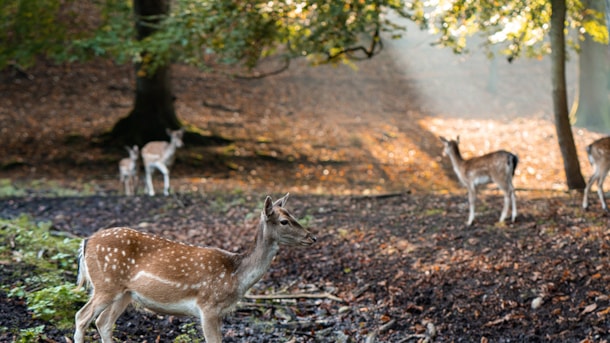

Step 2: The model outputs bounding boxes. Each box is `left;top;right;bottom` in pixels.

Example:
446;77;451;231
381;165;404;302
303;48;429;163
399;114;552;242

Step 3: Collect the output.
440;136;518;226
73;194;316;343
118;145;139;196
583;136;610;211
141;128;184;196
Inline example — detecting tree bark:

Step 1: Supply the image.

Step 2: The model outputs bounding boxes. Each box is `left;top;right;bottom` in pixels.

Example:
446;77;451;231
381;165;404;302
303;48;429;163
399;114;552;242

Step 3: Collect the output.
109;0;181;146
575;0;610;130
550;0;586;189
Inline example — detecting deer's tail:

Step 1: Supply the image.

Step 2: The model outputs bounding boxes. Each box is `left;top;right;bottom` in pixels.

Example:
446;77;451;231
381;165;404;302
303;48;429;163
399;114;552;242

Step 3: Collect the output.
75;238;90;291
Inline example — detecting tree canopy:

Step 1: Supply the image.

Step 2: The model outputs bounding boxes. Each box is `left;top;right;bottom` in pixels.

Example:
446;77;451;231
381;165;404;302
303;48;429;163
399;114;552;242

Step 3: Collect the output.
406;0;608;59
1;0;413;73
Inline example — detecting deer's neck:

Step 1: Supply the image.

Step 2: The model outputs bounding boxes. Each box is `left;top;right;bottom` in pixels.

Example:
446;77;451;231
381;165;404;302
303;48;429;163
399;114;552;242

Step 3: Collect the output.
446;146;468;182
235;216;279;295
161;142;178;164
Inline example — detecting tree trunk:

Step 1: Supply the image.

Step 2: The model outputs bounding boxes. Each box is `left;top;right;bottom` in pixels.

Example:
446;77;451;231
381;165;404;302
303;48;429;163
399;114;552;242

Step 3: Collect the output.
550;0;586;189
575;0;610;131
109;0;181;146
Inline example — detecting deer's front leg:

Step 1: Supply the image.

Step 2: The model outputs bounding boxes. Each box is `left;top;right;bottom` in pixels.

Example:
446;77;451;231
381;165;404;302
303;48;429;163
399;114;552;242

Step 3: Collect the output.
144;166;155;196
200;313;223;343
466;187;476;226
156;164;171;196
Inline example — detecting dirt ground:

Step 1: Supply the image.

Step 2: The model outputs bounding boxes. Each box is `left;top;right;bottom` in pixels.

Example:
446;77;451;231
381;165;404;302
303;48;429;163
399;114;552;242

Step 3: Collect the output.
2;32;610;342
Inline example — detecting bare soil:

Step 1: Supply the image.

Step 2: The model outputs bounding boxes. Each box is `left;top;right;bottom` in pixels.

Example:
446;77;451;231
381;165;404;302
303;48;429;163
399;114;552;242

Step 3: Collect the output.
1;35;610;342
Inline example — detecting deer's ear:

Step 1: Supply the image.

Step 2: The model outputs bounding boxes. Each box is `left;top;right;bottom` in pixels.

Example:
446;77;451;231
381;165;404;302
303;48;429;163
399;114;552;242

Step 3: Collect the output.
264;196;274;217
439;136;447;143
456;135;460;144
274;193;289;208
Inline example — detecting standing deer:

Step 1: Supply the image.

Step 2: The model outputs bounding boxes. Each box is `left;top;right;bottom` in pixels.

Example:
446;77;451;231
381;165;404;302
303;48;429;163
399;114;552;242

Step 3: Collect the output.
440;136;518;226
74;194;316;343
118;145;139;196
582;136;610;211
141;128;184;196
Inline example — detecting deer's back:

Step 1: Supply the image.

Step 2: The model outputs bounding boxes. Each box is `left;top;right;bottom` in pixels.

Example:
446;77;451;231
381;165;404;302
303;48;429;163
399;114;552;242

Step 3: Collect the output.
84;228;241;309
141;141;170;163
589;137;610;162
465;150;516;180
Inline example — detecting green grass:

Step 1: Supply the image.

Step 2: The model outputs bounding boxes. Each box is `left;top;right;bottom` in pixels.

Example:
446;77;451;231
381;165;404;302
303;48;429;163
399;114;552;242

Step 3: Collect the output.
0;178;97;198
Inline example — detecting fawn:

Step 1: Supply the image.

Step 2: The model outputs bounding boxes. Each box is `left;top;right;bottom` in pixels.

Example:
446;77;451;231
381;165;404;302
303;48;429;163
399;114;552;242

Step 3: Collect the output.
141;128;184;196
583;136;610;211
440;136;518;226
118;145;139;196
73;194;316;343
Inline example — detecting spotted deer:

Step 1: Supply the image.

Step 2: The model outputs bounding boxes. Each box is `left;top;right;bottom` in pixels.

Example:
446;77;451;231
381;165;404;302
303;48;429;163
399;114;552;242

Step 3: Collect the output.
74;194;316;343
583;136;610;211
141;128;184;196
440;136;518;226
118;145;139;196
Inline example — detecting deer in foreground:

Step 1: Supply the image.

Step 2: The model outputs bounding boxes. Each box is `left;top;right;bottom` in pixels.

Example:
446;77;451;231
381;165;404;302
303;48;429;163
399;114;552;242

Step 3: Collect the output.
73;193;316;343
118;145;139;196
583;136;610;211
141;128;184;196
440;136;518;226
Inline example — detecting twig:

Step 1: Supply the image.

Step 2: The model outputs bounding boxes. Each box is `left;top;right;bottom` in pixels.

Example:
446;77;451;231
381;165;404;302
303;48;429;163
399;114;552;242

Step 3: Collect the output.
396;334;430;343
202;101;241;113
277;319;334;329
245;292;344;303
365;319;396;343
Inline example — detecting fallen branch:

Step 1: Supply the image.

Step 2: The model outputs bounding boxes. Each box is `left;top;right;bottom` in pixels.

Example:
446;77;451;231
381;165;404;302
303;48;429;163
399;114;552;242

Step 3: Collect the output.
245;292;344;303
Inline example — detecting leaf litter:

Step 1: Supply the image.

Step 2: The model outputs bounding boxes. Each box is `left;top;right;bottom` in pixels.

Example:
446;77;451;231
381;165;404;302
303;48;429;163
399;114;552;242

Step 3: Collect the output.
1;45;610;342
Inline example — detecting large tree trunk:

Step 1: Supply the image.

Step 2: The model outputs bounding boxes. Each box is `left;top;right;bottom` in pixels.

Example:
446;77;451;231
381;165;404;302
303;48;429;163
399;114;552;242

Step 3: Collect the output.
575;0;610;130
550;0;586;189
109;0;180;146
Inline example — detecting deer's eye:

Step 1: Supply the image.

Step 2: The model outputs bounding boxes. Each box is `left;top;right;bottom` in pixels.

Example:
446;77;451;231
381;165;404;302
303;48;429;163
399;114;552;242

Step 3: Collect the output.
280;219;289;226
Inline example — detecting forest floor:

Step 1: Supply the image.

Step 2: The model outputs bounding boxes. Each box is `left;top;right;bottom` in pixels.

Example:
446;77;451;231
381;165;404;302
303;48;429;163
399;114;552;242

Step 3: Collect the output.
1;29;610;342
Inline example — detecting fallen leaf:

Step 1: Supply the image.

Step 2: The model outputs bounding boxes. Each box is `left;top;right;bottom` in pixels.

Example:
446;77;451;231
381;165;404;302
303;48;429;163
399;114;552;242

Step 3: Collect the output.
582;303;597;315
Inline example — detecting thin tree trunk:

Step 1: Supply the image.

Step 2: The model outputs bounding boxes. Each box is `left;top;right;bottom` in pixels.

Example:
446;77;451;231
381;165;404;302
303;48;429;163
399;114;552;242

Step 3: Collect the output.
550;0;586;189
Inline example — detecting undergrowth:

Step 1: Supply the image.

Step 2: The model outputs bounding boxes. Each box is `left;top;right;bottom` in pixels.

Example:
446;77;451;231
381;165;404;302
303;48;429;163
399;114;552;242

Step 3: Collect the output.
0;215;87;341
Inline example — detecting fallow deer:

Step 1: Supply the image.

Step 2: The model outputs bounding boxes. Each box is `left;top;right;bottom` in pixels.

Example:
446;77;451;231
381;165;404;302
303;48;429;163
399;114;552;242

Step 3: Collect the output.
440;136;518;226
73;193;316;343
141;128;184;196
118;145;139;196
583;136;610;211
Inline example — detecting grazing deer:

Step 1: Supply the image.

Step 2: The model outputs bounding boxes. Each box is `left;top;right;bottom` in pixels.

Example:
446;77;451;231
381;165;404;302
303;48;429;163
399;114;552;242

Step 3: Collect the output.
440;136;518;226
74;194;316;343
583;136;610;211
141;128;184;196
118;145;139;196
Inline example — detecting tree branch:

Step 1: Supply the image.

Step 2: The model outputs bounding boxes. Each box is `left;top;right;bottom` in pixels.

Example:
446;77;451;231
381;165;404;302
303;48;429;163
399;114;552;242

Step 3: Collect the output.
327;27;384;62
245;292;345;303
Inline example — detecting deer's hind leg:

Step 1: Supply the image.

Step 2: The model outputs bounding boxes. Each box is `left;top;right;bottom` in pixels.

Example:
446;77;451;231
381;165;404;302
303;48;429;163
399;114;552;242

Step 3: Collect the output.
74;292;115;343
95;292;132;343
596;166;610;211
